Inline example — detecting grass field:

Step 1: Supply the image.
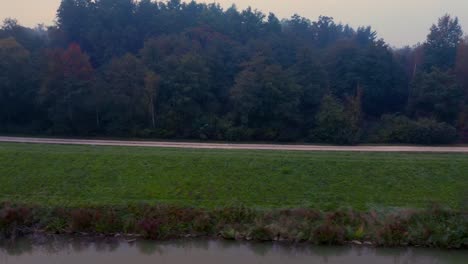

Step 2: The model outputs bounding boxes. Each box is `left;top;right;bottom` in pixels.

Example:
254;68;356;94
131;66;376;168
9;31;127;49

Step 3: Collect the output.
0;142;466;210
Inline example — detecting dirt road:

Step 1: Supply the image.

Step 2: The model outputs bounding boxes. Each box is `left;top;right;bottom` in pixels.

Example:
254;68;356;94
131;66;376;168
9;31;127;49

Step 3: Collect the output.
0;136;467;153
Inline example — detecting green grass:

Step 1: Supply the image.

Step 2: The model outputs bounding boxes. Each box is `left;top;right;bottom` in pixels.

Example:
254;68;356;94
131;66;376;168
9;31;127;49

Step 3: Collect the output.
0;142;466;210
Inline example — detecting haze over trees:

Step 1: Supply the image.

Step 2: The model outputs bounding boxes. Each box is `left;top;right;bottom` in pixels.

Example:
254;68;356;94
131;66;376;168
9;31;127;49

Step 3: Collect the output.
0;0;467;144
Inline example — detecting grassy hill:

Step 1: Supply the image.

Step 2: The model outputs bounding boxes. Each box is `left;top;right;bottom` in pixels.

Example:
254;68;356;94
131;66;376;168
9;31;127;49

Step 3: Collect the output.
0;142;466;210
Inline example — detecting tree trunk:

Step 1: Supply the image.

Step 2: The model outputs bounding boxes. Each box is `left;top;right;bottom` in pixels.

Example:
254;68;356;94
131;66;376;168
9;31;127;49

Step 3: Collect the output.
412;62;418;80
95;106;100;128
150;96;156;129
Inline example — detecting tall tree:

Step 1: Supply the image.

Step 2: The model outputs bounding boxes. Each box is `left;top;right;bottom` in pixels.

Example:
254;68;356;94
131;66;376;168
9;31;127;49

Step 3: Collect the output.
409;68;463;124
326;39;406;116
100;54;146;134
455;37;468;94
144;71;161;129
230;55;301;140
158;53;216;138
311;94;361;144
40;43;94;133
0;38;34;127
455;37;468;140
1;19;47;51
289;47;327;131
423;15;463;70
56;0;93;48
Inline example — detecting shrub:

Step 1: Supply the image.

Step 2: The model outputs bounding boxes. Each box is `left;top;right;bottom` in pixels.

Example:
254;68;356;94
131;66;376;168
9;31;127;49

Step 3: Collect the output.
69;209;95;232
372;115;457;144
192;213;214;234
93;210;123;233
279;208;322;221
412;118;458;144
219;226;237;240
0;206;32;227
138;218;162;239
376;213;411;246
407;207;468;248
0;203;466;248
310;94;361;145
40;208;68;233
249;226;275;242
225;126;254;141
312;222;345;245
214;207;256;224
0;205;33;238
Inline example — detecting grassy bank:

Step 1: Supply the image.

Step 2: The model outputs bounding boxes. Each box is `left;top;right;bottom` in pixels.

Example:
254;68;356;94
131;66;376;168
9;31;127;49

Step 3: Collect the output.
0;142;467;209
1;203;467;248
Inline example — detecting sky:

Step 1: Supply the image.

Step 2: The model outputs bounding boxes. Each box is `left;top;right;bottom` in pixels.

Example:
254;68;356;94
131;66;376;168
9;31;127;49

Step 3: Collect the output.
1;0;467;47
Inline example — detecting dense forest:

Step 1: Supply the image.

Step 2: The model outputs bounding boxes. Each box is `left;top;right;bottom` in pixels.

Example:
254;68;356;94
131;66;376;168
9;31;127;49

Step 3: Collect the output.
0;0;467;144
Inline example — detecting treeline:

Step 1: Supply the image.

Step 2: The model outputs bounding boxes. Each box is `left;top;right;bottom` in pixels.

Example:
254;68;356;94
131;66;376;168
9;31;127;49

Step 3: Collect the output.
0;0;467;144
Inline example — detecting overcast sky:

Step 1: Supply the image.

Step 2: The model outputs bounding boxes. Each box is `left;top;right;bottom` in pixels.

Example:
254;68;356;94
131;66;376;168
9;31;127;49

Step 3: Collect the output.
1;0;467;47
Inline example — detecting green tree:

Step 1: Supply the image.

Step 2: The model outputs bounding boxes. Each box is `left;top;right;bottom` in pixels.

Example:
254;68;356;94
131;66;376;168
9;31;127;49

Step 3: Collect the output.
409;68;463;124
456;37;468;91
326;40;406;116
424;15;463;70
288;47;327;131
230;55;302;140
56;0;93;48
0;38;34;128
100;54;146;134
311;94;361;144
455;37;468;140
158;53;215;138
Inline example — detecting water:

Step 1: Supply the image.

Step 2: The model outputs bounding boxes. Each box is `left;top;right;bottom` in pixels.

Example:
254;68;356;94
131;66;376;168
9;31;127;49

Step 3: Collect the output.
0;238;466;264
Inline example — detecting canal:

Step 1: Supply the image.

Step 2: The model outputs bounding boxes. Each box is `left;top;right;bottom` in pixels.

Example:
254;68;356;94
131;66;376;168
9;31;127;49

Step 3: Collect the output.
1;238;466;264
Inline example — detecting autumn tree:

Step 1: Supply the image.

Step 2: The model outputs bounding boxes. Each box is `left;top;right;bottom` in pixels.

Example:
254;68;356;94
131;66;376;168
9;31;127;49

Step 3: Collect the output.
40;43;94;133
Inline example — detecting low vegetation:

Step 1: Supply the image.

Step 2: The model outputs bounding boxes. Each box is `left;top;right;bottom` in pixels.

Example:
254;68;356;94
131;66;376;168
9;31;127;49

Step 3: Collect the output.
371;115;459;145
0;203;466;249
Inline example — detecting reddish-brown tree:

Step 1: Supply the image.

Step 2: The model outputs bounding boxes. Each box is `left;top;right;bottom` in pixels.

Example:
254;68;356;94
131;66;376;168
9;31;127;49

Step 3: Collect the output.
40;43;94;133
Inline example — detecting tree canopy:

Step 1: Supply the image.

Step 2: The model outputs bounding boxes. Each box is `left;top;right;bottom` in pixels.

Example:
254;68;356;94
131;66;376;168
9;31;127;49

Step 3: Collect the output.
0;1;466;144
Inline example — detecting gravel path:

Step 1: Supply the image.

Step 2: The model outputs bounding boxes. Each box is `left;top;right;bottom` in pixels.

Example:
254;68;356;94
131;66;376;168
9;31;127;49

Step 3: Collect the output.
0;136;467;153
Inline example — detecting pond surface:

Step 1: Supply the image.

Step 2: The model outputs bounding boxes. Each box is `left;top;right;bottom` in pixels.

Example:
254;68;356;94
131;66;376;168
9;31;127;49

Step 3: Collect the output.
0;238;466;264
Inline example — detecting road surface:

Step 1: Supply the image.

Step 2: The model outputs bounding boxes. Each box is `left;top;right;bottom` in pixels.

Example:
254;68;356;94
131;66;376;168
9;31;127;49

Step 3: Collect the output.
0;136;467;153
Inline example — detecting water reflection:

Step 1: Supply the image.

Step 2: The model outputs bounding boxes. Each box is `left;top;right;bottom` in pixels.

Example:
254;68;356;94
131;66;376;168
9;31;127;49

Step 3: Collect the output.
0;237;466;264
